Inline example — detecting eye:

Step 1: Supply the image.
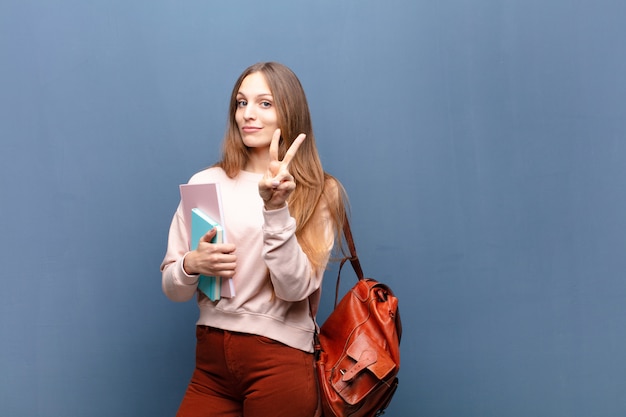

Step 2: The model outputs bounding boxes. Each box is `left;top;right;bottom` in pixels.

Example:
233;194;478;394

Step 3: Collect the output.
237;99;247;108
260;101;272;108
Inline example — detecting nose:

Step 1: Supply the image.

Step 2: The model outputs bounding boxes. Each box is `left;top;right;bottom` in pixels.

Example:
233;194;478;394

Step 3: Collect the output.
243;104;256;120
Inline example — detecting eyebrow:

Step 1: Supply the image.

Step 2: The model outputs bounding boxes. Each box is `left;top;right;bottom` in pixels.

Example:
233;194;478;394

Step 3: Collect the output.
236;92;273;99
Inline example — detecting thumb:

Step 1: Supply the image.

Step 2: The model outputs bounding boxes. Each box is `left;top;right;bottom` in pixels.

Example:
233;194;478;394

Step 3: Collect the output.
200;227;218;243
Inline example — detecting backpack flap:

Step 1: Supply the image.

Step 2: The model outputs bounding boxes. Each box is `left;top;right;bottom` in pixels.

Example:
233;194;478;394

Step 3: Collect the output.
332;333;397;405
343;333;396;381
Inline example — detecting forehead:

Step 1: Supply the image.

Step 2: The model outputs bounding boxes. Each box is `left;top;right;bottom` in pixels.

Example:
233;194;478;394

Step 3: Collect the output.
238;72;271;96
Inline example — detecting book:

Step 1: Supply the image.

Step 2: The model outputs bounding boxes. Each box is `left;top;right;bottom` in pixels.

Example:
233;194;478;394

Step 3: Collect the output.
180;183;226;241
191;208;223;301
180;183;235;298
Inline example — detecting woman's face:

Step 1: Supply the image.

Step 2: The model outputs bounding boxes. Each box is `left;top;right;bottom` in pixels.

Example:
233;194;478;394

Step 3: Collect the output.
235;72;278;150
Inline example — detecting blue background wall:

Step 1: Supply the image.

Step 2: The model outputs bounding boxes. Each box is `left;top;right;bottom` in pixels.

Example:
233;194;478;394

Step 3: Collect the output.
1;1;625;416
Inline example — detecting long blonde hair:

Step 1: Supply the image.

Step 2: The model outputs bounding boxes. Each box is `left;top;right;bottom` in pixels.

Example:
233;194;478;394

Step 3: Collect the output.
217;62;346;269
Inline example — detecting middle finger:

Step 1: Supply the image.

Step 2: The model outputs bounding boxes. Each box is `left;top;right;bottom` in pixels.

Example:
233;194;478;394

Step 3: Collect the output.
281;133;306;166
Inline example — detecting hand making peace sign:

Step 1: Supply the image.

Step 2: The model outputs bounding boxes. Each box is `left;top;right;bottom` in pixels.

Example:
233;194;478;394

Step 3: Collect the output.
258;129;306;210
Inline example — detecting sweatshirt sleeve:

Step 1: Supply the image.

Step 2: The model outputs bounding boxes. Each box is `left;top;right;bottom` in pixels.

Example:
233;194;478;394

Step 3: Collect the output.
160;204;200;302
262;201;334;302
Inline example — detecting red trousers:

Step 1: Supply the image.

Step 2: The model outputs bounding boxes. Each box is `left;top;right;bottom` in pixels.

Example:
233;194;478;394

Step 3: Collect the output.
176;326;320;417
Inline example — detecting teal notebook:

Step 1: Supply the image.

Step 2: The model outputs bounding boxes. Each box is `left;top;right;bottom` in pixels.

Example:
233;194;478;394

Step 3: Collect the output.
191;208;223;301
180;183;235;298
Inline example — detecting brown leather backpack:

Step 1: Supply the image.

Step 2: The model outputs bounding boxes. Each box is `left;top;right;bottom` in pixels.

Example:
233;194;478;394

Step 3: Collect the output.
314;219;402;417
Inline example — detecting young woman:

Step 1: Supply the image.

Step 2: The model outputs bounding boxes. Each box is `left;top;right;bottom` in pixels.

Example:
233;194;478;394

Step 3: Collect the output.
161;62;346;417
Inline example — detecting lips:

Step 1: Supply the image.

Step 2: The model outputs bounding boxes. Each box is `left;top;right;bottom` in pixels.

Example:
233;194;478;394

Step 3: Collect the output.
242;126;262;133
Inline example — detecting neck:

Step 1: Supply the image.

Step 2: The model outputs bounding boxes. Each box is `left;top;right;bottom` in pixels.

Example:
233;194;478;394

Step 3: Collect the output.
244;148;270;173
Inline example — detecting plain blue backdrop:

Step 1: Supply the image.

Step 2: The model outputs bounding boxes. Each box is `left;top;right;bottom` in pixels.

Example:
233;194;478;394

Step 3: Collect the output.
2;1;625;416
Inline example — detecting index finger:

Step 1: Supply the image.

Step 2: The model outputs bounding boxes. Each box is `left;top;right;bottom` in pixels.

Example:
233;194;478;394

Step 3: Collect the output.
269;129;281;163
281;133;306;165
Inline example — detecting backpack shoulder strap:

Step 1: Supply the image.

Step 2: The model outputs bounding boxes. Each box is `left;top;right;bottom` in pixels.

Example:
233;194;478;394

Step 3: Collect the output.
334;216;365;306
342;216;364;280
